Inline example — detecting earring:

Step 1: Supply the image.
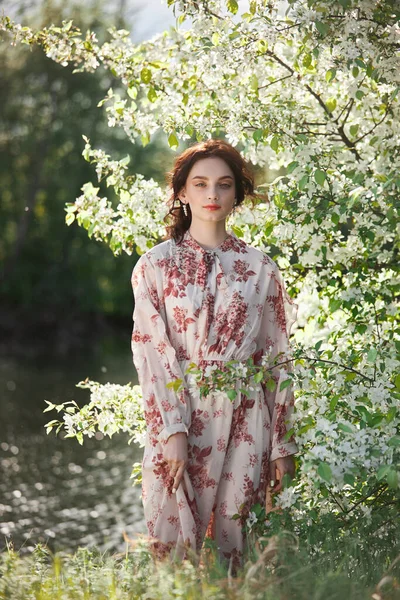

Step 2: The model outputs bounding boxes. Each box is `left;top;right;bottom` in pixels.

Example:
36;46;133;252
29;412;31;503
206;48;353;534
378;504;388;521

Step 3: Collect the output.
178;198;188;217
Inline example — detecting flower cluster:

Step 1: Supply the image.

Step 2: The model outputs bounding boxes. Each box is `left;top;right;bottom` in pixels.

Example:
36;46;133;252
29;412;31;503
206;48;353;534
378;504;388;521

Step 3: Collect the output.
44;379;147;447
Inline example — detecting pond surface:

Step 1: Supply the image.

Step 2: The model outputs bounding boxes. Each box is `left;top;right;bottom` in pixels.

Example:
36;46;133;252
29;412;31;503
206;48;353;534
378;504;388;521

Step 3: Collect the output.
0;332;146;555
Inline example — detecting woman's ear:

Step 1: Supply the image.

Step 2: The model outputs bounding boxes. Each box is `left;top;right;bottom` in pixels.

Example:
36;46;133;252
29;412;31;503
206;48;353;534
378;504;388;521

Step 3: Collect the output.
177;186;186;202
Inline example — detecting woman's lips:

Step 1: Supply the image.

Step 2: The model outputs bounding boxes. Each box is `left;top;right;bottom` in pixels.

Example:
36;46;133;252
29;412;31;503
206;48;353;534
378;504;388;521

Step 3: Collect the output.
204;205;221;210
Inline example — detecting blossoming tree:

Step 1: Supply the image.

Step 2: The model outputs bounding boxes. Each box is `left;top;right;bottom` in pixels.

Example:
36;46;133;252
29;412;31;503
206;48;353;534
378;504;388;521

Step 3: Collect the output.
2;0;399;541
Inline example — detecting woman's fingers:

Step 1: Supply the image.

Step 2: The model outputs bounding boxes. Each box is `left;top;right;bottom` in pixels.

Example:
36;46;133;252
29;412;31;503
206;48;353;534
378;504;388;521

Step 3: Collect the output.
171;462;186;494
270;462;282;495
272;479;283;494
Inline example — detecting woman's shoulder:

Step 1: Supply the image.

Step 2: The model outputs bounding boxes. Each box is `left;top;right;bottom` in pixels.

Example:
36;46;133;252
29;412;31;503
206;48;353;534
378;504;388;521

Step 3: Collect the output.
238;237;278;273
133;238;174;267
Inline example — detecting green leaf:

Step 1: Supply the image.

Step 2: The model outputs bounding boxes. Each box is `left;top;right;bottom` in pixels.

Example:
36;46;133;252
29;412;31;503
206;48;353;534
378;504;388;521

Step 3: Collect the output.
168;132;179;150
315;21;329;36
227;389;237;402
211;32;220;46
317;462;332;483
252;129;264;143
249;74;259;92
302;53;312;68
298;175;308;190
329;299;342;313
388;435;400;447
279;378;292;392
166;378;183;391
338;423;353;433
140;68;152;83
253;370;264;383
349;124;359;137
265;378;276;392
114;100;125;116
376;464;391;481
331;212;340;225
287;161;299;174
66;213;75;226
367;348;378;362
314;169;326;186
82;146;91;162
343;473;355;486
355;323;368;334
45;419;59;427
326;98;337;113
325;69;336;83
227;0;239;14
395;374;400;390
270;136;279;152
127;86;138;100
329;394;340;410
345;372;357;382
147;87;157;103
284;428;295;441
387;469;398;490
141;132;150;147
87;222;96;238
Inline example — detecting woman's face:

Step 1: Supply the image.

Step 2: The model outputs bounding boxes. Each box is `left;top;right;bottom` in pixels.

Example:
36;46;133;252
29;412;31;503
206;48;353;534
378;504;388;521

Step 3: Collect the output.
178;156;236;224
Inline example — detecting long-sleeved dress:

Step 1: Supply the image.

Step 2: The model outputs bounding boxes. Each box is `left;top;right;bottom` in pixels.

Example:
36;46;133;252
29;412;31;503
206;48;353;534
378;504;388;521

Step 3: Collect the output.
130;228;299;568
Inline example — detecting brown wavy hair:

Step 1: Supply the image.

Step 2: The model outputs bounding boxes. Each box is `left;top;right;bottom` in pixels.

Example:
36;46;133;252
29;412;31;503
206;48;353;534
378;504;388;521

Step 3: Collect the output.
163;138;268;244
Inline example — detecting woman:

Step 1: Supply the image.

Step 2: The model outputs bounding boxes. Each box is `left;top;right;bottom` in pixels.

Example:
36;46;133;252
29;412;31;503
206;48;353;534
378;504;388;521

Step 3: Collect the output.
130;139;299;570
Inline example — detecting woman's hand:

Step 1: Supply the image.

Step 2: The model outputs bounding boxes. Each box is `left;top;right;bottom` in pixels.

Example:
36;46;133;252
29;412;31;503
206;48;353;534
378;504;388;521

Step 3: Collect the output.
162;432;188;494
270;455;296;495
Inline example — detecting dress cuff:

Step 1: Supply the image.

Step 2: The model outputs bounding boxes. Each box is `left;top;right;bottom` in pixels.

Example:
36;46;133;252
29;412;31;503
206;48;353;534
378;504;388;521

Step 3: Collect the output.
157;423;189;444
270;441;299;462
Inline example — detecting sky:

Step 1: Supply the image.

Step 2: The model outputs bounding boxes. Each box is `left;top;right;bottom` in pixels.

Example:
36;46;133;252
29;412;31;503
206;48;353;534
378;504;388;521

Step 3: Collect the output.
1;0;288;41
131;0;252;41
128;0;289;41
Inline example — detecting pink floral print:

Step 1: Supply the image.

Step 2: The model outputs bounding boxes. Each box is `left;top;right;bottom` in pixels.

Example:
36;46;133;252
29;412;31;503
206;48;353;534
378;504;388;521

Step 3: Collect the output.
131;228;299;568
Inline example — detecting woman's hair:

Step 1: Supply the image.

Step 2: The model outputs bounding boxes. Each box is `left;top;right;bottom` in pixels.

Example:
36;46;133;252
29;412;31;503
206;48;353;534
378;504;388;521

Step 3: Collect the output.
163;138;268;243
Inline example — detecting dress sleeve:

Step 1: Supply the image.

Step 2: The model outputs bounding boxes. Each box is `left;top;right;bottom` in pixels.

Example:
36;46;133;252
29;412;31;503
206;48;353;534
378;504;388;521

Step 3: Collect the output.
254;259;299;462
130;252;191;445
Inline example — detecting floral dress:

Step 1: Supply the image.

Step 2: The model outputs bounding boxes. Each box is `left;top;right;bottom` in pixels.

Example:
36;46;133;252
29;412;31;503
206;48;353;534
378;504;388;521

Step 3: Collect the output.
130;228;299;568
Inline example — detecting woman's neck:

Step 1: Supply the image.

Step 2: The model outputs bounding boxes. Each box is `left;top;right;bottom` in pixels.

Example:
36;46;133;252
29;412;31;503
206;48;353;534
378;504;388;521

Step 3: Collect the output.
188;223;229;250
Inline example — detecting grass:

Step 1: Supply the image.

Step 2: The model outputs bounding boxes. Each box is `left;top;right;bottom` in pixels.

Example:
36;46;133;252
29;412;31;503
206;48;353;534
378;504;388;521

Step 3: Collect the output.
1;516;399;600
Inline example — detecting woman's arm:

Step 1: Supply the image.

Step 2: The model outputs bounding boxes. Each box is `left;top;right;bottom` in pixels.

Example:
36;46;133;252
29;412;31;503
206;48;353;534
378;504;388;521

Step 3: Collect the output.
255;260;299;462
131;253;191;446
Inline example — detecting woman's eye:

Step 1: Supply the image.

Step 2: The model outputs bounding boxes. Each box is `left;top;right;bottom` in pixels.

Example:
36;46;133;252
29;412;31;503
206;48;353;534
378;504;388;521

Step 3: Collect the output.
195;183;231;188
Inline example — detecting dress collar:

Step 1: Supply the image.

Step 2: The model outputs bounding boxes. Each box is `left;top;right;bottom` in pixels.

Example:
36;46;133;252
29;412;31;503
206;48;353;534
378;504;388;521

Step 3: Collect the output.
182;228;237;254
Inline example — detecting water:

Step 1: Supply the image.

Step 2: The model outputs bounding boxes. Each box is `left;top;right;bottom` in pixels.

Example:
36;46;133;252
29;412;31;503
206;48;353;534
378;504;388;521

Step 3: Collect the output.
0;335;146;555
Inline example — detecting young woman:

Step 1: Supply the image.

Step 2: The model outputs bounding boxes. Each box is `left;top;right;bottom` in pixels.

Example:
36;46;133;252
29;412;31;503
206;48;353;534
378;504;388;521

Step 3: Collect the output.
130;139;299;570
